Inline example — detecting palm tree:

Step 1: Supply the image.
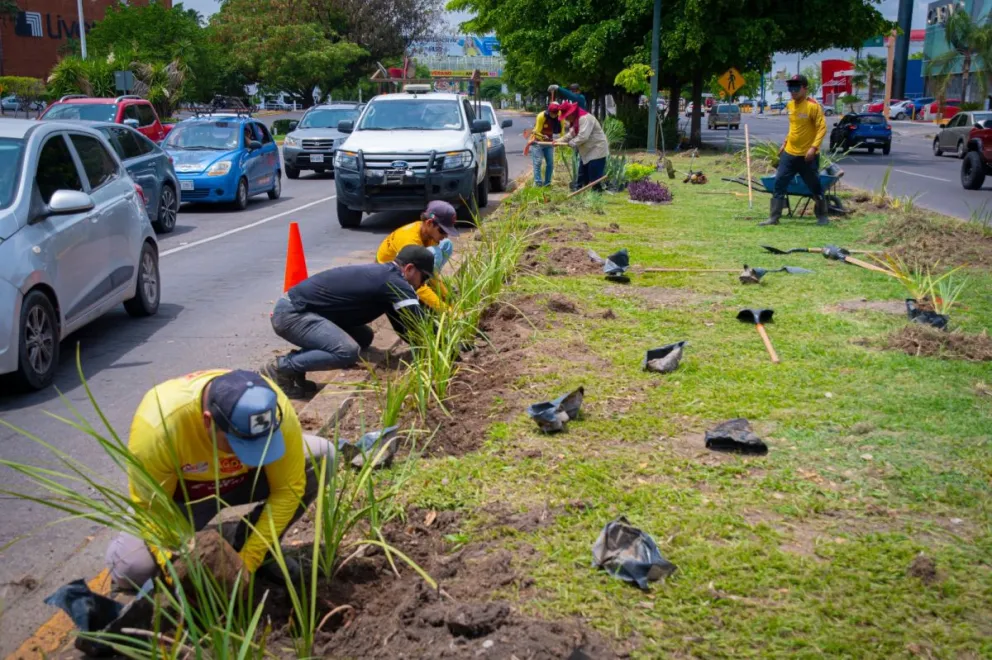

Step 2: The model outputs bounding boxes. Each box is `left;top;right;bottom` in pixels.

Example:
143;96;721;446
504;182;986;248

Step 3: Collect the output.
927;10;992;103
852;54;887;101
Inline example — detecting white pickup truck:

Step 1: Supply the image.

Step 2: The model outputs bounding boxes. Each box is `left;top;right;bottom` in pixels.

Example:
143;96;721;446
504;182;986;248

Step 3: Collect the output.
332;85;492;228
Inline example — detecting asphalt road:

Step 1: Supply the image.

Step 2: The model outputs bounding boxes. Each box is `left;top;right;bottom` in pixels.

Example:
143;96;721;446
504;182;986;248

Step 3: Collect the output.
704;113;985;221
0;114;532;654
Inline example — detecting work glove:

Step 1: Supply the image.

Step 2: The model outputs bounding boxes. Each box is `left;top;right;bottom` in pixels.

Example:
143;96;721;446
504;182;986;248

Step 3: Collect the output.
429;239;454;273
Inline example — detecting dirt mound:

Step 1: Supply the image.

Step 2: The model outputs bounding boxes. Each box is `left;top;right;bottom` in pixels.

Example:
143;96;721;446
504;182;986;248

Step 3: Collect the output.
547;295;580;314
309;511;615;660
908;554;939;585
534;221;596;244
881;325;992;361
825;299;906;315
545;247;603;275
864;214;992;268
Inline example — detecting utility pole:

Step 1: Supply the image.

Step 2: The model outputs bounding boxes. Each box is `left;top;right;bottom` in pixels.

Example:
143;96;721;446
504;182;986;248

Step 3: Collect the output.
77;0;87;59
646;0;662;154
893;0;914;99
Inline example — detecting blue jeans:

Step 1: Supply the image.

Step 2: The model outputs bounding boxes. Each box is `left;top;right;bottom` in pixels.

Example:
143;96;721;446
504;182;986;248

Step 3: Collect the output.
270;298;374;374
577;157;606;188
773;152;822;199
531;145;554;185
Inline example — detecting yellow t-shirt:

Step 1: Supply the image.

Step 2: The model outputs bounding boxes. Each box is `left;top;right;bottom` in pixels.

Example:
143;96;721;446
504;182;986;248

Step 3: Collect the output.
784;98;827;157
128;369;306;573
375;221;447;312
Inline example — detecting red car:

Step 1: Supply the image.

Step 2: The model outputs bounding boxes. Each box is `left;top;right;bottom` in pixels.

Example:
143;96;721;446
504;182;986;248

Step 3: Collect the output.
39;95;174;142
924;99;961;121
865;99;904;113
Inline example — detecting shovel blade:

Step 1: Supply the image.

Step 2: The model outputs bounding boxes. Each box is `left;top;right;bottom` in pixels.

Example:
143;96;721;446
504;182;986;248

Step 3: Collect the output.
737;308;774;324
782;266;814;274
760;245;790;255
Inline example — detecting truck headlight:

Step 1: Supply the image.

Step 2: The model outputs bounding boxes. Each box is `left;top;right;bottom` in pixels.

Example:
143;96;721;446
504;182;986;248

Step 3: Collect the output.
206;160;232;177
486;135;503;149
442;150;473;170
283;135;299;148
335;150;358;171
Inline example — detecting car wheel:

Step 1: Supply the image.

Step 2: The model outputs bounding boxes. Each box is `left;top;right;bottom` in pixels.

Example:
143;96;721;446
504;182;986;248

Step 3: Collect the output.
124;242;161;317
15;290;59;390
458;173;480;222
233;177;249;210
153;185;178;234
958;140;966;159
882;142;891;156
286;165;300;179
491;155;509;192
477;172;489;208
896;112;906;120
933;138;943;157
961;151;986;190
337;200;363;228
268;172;282;200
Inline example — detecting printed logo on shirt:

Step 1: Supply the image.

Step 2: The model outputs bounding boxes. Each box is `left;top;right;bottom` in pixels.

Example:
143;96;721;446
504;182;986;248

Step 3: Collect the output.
181;461;210;474
219;456;244;473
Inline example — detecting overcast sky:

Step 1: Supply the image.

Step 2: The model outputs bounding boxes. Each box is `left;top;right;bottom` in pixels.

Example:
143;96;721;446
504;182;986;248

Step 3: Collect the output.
180;0;927;74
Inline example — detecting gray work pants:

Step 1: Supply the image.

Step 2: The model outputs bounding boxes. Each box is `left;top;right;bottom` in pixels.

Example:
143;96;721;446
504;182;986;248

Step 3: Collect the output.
270;297;373;374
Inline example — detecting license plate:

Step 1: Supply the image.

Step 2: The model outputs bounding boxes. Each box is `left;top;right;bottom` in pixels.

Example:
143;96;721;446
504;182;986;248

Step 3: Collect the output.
385;168;413;185
310;154;324;163
180;180;194;191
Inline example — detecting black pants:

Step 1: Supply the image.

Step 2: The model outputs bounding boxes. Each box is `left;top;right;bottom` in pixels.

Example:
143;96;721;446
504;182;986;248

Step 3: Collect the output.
577;157;607;189
773;152;822;200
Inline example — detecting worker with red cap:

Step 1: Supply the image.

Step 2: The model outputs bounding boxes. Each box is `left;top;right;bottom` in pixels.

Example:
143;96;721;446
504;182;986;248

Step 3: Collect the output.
529;102;565;186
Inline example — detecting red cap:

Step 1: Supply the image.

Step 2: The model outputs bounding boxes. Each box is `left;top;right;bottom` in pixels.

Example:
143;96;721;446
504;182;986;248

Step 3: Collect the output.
548;102;561;112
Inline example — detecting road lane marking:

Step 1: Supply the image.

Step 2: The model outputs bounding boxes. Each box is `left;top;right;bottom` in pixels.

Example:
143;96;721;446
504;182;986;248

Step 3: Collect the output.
160;195;336;258
893;169;951;182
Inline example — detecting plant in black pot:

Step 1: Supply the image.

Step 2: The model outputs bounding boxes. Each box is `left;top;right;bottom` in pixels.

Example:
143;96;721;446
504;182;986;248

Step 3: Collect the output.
878;255;969;330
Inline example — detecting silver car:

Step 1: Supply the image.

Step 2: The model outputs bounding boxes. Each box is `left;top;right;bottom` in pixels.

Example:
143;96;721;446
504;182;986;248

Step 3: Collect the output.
0;119;160;390
281;102;363;179
708;103;741;130
933;111;992;158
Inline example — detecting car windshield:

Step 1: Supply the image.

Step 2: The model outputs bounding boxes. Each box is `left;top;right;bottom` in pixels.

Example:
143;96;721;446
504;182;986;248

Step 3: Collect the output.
717;105;737;113
43;103;117;122
481;106;497;126
299;108;358;129
164;122;241;150
0;138;24;209
972;112;992;123
358;100;463;130
860;115;886;125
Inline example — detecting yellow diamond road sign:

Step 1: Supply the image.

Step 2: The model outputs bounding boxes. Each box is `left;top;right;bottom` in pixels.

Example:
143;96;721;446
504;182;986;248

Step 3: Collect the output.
719;68;743;96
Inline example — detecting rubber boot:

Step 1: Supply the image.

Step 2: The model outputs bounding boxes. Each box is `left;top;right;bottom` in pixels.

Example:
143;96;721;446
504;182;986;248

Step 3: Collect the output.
260;359;306;398
760;198;784;226
295;373;319;395
814;196;830;225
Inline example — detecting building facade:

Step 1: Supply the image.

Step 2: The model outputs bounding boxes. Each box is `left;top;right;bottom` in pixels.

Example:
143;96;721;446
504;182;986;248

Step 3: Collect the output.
1;0;170;80
924;0;989;100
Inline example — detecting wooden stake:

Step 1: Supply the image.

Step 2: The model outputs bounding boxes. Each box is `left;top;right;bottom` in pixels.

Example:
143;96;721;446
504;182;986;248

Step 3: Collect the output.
845;255;898;276
566;175;609;198
755;324;780;363
744;124;754;209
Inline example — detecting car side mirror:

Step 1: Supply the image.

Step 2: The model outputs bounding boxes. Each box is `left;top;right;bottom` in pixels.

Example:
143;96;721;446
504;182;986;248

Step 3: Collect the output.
501;119;513;128
123;119;139;128
288;120;299;131
249;140;262;150
471;119;492;134
46;189;95;216
338;120;354;133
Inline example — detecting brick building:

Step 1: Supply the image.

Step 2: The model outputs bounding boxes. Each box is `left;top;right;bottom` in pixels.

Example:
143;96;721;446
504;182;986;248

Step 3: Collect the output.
1;0;171;79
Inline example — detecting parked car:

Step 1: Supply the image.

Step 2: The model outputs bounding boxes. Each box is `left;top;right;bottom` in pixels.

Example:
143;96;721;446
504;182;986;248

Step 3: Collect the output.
684;102;695;116
961;122;992;189
2;95;44;114
910;97;935;115
88;122;181;233
828;113;892;154
478;101;513;192
864;99;901;114
890;100;916;120
923;99;961;122
707;103;741;129
333;84;490;228
0;119;160;389
281;102;363;179
40;95;174;143
933;110;992;158
162;114;282;209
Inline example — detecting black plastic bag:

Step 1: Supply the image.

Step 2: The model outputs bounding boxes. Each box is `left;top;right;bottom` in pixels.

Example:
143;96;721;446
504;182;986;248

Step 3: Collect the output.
643;341;686;373
527;387;585;433
905;299;949;330
592;516;677;589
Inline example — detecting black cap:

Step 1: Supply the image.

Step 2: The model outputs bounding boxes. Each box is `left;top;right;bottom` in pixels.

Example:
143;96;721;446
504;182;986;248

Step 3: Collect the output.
395;244;435;280
787;74;808;88
424;200;459;236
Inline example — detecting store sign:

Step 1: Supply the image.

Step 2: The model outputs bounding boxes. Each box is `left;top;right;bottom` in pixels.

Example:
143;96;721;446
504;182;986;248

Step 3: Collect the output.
430;70;500;78
927;1;961;26
410;36;501;58
14;11;95;40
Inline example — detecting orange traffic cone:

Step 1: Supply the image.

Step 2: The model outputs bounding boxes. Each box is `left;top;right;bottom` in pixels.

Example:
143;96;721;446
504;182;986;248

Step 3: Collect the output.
283;222;308;292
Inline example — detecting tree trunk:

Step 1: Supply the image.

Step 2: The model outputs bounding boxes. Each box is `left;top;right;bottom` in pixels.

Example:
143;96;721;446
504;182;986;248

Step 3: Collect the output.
690;68;703;147
962;54;971;103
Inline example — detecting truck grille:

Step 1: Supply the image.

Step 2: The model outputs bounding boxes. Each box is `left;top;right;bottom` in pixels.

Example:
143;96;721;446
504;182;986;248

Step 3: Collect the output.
301;138;337;150
362;152;443;176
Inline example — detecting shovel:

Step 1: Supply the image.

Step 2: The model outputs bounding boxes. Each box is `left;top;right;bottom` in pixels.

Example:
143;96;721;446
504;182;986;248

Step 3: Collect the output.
820;245;895;276
761;244;876;256
736;308;779;363
739;264;814;284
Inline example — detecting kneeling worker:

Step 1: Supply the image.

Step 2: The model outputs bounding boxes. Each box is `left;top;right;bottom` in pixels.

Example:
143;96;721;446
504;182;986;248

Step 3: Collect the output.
376;201;458;312
263;244;435;397
106;368;333;589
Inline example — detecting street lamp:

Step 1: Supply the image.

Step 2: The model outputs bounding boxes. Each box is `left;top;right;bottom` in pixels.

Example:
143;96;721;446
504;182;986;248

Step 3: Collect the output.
77;0;87;59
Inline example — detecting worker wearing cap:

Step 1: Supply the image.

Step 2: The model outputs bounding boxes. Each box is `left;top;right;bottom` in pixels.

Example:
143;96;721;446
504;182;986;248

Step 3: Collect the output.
375;201;458;311
763;73;829;226
263;245;435;397
105;369;334;589
529;102;565;186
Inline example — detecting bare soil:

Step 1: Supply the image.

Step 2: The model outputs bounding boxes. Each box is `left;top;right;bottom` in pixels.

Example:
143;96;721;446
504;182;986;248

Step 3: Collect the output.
908;554;939;585
825;299;906;315
880;325;992;361
864;213;992;269
604;284;717;309
545;247;604;276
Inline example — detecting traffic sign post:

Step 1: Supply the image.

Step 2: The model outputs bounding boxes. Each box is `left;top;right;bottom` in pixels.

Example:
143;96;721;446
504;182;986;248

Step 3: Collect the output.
719;68;744;98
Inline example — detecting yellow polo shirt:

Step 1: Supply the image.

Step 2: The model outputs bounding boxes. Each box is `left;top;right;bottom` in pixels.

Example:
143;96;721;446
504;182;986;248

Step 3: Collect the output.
375;221;447;312
784;98;827;157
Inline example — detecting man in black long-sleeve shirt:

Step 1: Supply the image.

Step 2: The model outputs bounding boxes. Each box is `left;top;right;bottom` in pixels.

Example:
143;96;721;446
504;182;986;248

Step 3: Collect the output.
263;245;434;397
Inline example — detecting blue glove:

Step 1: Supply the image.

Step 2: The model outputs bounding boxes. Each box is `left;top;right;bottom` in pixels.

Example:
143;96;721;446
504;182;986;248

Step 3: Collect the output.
429;239;454;273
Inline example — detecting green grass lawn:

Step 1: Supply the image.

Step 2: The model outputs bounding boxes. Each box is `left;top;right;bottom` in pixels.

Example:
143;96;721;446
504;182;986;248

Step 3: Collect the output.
395;153;992;658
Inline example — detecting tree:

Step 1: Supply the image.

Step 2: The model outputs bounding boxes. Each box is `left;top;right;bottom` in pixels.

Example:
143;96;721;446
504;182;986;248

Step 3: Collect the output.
480;79;502;101
0;76;44;116
852;54;887;100
800;65;821;96
0;0;18;77
927;10;992;103
252;25;365;105
839;93;861;112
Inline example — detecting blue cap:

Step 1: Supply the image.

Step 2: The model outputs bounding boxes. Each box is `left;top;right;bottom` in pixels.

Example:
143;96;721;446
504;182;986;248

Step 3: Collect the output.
206;370;285;467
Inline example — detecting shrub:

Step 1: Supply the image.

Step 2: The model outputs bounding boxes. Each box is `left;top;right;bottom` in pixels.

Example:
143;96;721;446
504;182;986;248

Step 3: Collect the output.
272;118;294;135
603;115;626;148
625;163;654;182
628;179;672;203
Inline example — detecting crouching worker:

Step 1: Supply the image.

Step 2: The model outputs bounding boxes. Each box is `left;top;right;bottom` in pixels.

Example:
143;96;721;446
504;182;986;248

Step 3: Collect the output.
376;200;458;312
263;245;434;397
105;369;334;591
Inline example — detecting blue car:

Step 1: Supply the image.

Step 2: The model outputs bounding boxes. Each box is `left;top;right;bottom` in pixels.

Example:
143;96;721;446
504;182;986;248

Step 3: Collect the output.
87;121;181;233
828;113;892;154
163;114;282;209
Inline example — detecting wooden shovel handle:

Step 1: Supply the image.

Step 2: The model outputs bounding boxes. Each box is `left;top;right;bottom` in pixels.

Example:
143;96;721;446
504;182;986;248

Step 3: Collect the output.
567;175;609;198
643;268;738;273
845;255;897;276
755;324;780;363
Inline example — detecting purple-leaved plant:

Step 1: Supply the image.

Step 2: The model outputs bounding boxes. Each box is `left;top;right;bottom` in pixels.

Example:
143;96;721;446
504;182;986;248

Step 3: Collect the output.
628;179;673;203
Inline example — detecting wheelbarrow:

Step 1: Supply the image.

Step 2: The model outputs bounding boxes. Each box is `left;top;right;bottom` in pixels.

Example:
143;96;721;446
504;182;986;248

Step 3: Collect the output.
723;167;847;217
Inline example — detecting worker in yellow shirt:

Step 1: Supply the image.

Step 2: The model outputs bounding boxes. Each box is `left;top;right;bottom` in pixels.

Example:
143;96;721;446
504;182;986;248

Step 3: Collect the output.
762;74;829;226
376;200;458;312
104;369;334;590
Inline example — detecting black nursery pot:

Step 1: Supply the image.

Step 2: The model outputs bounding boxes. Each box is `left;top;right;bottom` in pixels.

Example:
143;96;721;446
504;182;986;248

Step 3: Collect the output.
905;299;949;330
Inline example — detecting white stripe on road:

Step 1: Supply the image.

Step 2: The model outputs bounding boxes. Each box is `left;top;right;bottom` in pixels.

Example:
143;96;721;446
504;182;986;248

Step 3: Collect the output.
160;195;336;258
893;169;952;183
